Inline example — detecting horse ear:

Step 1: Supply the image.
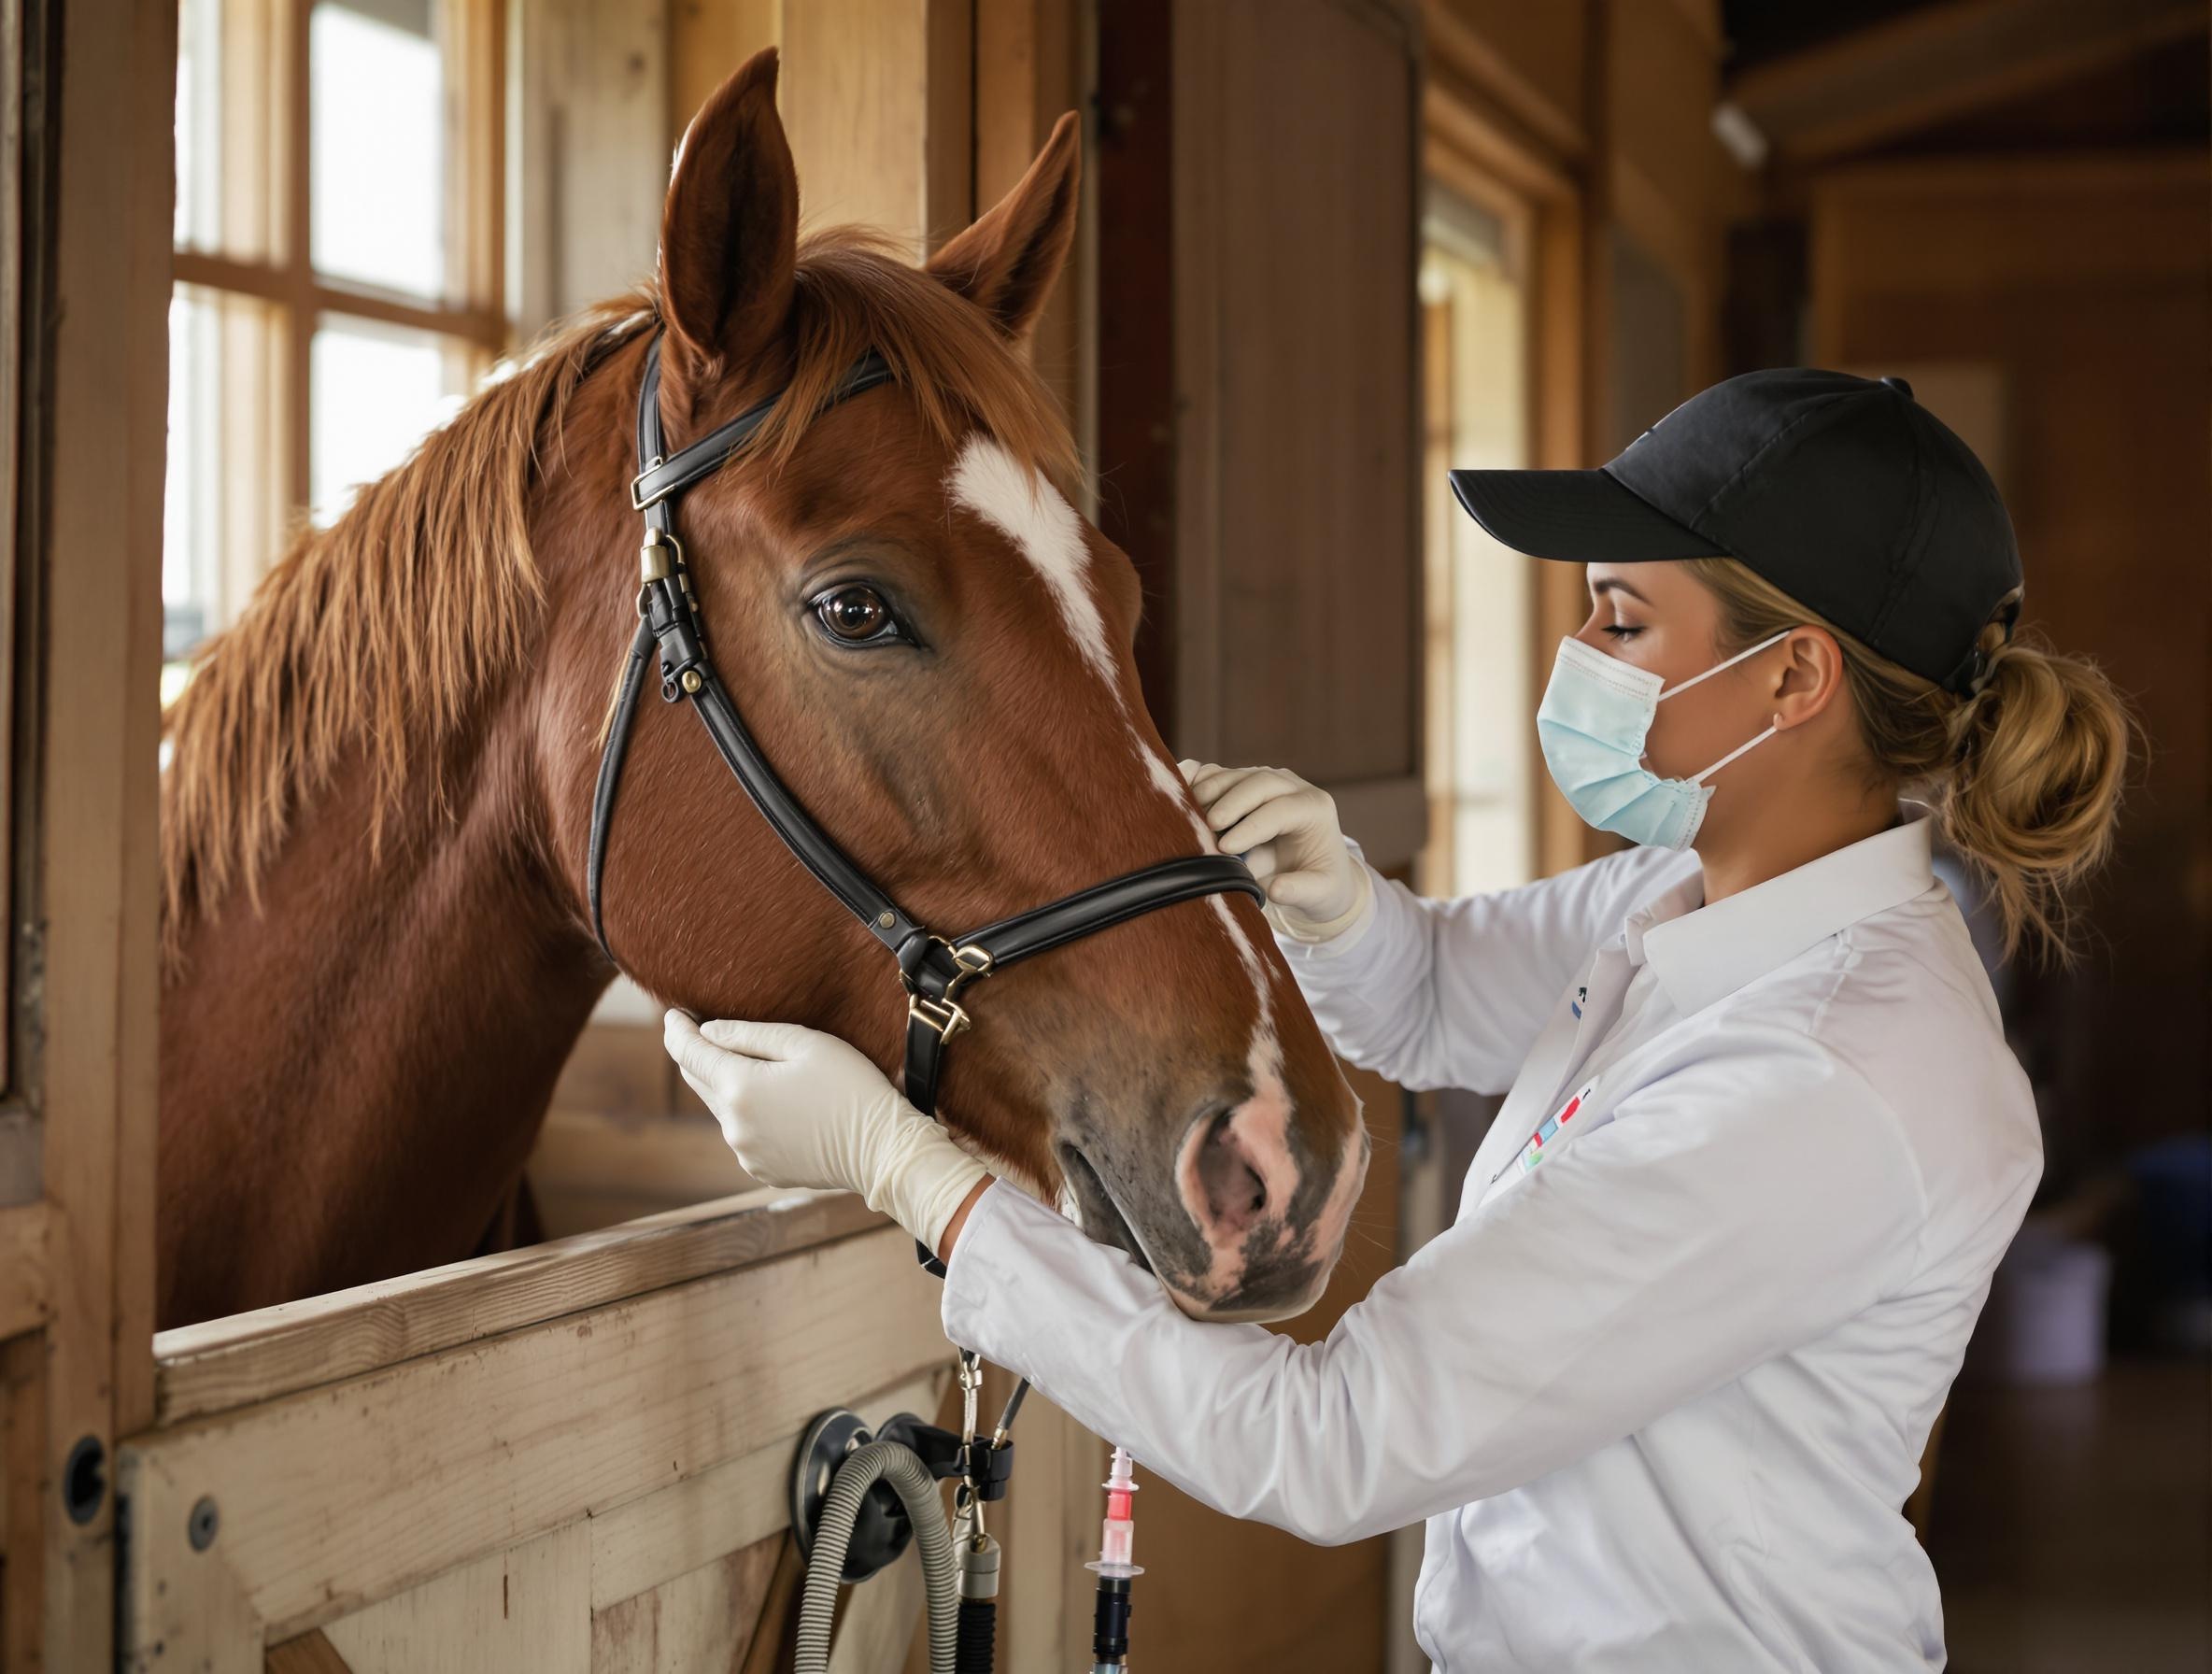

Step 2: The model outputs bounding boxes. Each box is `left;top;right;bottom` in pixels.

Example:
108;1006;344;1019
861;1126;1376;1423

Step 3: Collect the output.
927;111;1081;338
658;48;798;379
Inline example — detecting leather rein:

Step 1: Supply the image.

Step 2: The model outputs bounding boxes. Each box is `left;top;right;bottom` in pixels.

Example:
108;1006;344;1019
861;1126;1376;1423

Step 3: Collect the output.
586;331;1264;1270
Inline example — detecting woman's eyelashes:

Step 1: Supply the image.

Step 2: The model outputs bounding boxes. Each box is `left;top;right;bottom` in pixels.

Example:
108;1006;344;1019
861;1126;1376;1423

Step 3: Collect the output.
1600;621;1646;642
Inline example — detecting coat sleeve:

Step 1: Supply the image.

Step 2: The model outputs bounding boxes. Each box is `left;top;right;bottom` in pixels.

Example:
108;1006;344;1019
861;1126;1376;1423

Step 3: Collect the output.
941;1031;1926;1548
1273;846;1680;1095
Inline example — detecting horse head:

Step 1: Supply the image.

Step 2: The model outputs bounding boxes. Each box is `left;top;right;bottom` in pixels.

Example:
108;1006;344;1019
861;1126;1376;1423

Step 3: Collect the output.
537;51;1368;1319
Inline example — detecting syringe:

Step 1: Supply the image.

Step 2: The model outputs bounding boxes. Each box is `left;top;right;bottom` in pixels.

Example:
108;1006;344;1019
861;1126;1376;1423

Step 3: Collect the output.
1083;1445;1143;1671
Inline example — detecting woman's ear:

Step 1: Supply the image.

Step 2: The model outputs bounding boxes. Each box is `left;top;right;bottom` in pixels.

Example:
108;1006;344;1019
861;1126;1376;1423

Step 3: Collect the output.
1773;628;1847;730
659;49;799;385
927;111;1081;338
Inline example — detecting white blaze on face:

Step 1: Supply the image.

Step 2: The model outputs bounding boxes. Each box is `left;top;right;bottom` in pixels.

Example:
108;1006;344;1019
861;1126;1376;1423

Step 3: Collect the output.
948;436;1293;1270
950;439;1117;686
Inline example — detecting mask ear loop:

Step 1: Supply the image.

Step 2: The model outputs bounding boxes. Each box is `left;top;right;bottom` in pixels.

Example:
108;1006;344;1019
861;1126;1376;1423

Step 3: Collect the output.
1656;627;1796;703
1691;715;1782;786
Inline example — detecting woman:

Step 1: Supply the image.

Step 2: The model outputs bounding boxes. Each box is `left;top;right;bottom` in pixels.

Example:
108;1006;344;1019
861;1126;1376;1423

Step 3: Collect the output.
665;369;2130;1670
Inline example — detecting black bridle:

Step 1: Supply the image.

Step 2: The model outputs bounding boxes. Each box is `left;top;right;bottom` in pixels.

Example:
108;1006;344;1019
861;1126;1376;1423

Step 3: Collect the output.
586;332;1264;1270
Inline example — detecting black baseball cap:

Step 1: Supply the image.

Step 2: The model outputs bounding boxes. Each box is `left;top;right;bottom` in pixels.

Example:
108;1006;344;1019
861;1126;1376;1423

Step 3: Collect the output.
1450;369;2021;695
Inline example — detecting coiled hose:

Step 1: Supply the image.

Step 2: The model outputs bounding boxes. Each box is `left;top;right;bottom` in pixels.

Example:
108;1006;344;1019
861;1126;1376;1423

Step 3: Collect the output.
795;1439;960;1674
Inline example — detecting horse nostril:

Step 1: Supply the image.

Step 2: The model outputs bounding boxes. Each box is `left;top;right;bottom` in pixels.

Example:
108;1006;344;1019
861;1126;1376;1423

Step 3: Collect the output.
1192;1107;1269;1236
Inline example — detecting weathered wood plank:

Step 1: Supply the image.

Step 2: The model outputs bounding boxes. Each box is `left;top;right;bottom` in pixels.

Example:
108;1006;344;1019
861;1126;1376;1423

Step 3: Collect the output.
589;1533;783;1674
0;1203;48;1340
265;1628;354;1673
33;0;175;1653
588;1364;945;1610
153;1188;883;1426
121;1225;948;1660
3;1332;48;1674
321;1521;590;1674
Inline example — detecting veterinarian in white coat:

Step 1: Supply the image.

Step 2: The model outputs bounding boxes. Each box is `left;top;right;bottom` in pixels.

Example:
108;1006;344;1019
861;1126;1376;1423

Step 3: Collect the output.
668;371;2132;1670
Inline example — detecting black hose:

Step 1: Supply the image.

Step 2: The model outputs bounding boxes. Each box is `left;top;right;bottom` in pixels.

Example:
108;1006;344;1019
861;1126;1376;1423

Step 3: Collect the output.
955;1596;996;1672
994;1378;1030;1438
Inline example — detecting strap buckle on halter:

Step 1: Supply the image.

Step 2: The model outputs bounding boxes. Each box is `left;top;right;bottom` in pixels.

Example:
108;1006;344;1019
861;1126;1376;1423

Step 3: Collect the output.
907;992;973;1043
630;457;667;513
902;940;995;1042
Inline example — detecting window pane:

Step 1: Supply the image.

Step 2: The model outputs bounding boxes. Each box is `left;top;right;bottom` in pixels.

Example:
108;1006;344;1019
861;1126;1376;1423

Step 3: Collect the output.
163;291;223;660
1420;209;1535;898
175;0;283;262
164;285;282;665
311;0;446;297
310;317;467;524
174;0;223;250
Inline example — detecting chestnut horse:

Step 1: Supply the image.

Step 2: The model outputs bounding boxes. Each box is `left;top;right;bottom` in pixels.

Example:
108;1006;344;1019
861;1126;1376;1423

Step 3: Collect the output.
157;50;1367;1330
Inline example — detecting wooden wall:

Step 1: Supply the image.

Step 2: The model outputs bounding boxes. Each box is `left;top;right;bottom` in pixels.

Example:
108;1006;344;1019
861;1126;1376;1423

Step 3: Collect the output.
1167;0;1423;844
1810;150;2212;1170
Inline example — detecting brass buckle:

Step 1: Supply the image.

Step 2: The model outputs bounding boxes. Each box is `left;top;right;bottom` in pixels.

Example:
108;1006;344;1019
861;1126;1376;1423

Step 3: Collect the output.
943;941;995;982
903;940;992;1043
908;992;972;1043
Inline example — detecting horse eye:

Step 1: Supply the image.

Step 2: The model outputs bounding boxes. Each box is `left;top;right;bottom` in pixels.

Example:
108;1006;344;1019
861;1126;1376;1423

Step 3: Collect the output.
814;585;896;644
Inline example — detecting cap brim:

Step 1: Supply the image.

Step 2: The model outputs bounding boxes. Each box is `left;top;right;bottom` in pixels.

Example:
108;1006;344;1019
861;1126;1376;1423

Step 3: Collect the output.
1448;467;1721;563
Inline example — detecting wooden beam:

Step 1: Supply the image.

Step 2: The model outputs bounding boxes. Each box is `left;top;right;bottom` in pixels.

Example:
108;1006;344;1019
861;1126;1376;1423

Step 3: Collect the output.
120;1224;950;1661
1424;75;1577;205
32;0;174;1654
1421;2;1589;162
0;1203;47;1340
151;1188;883;1426
1726;0;2208;164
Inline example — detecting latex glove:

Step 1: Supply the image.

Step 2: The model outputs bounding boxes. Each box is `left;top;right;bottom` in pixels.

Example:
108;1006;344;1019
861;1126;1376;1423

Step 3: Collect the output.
663;1011;988;1254
1178;760;1371;943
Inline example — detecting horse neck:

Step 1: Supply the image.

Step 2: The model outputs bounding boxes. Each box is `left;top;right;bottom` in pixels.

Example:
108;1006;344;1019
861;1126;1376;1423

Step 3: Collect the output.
157;705;609;1327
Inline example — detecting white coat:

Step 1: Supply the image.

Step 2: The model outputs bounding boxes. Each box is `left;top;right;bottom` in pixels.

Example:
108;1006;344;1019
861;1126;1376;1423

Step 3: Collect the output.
941;812;2039;1671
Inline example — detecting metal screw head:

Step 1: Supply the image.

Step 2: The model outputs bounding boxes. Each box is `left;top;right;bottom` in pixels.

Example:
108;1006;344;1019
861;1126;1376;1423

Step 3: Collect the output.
188;1496;220;1551
680;669;703;694
876;911;895;929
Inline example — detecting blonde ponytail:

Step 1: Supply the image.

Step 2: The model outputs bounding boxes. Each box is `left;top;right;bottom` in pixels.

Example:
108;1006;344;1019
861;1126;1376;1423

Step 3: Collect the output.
1685;559;2134;963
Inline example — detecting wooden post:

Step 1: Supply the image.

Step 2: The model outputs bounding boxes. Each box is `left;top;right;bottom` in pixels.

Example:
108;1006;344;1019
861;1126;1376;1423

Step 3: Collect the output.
10;0;174;1660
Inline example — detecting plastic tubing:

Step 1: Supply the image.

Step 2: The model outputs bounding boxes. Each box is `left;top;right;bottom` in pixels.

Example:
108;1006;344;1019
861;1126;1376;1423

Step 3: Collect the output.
794;1439;959;1674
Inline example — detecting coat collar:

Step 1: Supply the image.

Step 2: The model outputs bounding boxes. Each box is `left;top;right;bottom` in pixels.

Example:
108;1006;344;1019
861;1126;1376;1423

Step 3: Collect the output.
1630;811;1937;1016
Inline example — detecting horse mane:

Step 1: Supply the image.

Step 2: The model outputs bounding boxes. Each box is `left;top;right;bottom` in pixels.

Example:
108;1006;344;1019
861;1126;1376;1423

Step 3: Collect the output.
161;229;1080;956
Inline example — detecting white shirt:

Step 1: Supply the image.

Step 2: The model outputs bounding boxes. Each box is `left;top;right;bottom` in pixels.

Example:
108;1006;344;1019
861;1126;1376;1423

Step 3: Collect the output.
942;814;2040;1672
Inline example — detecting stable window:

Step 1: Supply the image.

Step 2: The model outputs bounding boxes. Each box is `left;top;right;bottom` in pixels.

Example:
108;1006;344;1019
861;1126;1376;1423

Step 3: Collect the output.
165;0;505;684
1419;185;1537;899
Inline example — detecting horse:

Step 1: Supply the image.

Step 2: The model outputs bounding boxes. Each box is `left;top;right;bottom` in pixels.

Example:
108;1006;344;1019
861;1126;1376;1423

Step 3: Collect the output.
156;48;1368;1331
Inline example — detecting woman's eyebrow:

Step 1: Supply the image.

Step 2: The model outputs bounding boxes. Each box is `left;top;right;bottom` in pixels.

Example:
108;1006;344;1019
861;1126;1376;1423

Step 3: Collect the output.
1590;575;1652;605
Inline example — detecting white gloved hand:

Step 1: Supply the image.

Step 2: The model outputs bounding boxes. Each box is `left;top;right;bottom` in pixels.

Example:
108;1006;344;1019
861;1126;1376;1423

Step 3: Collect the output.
663;1011;989;1255
1178;760;1371;943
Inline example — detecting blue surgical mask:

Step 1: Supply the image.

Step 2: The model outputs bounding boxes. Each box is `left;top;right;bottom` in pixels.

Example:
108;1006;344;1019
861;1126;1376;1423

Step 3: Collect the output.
1537;629;1793;850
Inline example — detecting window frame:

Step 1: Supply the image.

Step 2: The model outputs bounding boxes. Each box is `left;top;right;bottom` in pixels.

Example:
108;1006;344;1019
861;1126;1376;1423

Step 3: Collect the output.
168;0;507;646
